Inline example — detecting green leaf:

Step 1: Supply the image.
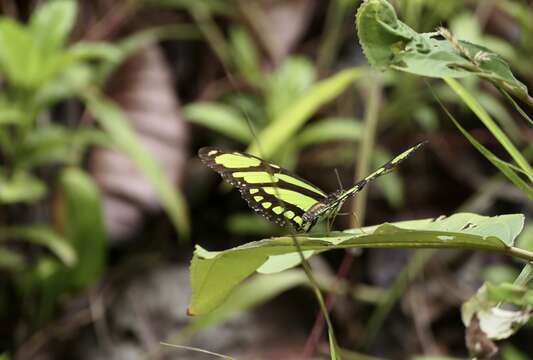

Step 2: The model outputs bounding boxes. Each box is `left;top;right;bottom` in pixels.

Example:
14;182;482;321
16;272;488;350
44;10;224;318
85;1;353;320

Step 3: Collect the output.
35;64;94;106
516;223;533;252
0;248;25;270
0;225;76;266
247;67;364;158
58;167;106;288
0;18;39;87
180;270;308;338
483;265;519;285
184;102;252;143
229;26;263;87
29;0;77;51
355;0;529;100
501;344;530;360
189;213;526;315
85;94;190;239
295;117;363;149
17;125;106;168
0;170;46;203
265;57;316;119
226;213;280;236
0;99;24;125
435;95;533;199
66;42;122;63
485;283;533;307
444;78;532;181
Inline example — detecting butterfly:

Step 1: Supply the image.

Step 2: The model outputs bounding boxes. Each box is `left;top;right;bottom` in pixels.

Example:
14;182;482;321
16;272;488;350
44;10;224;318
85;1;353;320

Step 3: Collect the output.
199;141;426;232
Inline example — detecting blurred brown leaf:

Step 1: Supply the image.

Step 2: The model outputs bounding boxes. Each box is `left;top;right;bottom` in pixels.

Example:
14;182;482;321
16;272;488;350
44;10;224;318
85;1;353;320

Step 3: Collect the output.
240;0;317;64
90;45;188;241
465;315;498;360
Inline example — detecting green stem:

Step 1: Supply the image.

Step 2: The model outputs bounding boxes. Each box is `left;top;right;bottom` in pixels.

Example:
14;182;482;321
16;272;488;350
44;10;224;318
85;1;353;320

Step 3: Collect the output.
290;235;340;356
508;246;533;263
350;74;381;227
445;77;533;181
317;0;356;72
190;6;231;69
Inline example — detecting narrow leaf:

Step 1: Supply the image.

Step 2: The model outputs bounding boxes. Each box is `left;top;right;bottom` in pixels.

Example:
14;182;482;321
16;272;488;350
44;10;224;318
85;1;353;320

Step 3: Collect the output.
444;78;532;181
58;167;106;287
247;68;363;158
184;102;252;143
434;95;533;199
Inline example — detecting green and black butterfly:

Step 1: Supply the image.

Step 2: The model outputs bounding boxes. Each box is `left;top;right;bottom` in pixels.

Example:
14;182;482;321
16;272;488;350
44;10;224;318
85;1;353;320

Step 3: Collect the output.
199;141;426;232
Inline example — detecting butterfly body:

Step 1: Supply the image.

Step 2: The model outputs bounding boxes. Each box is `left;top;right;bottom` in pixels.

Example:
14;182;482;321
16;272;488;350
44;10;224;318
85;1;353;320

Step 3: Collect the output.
199;141;425;232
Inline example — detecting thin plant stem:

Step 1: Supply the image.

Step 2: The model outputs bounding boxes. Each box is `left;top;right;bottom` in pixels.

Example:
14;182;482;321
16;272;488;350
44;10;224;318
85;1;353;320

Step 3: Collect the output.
160;342;234;360
303;74;382;357
190;6;231;69
350;75;382;228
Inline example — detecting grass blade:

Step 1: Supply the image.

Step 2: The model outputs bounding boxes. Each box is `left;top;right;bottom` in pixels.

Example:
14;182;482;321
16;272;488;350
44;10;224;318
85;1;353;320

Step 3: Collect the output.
444;78;533;181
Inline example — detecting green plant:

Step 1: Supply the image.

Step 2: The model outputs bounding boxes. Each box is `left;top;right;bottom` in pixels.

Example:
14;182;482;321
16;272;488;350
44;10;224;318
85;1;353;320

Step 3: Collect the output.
0;0;189;332
354;0;533;356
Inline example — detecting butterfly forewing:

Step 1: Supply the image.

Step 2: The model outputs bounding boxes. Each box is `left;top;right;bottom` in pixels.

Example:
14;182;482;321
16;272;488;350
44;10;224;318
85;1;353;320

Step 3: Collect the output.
199;147;327;230
303;141;427;225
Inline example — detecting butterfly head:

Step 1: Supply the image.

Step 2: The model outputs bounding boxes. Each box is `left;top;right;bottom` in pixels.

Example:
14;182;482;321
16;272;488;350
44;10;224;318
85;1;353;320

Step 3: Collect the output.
301;190;345;229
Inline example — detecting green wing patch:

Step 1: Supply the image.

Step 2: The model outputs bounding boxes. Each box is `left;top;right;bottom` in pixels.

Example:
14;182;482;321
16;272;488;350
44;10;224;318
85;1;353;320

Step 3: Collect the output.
199;147;327;229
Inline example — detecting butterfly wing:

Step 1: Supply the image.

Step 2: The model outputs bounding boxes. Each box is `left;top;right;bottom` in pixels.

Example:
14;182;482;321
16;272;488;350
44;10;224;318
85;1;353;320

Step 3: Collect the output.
342;141;426;199
303;141;427;224
199;147;327;230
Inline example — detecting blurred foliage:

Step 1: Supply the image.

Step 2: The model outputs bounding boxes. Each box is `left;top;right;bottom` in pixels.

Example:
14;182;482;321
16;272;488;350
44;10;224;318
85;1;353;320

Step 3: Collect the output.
0;0;188;335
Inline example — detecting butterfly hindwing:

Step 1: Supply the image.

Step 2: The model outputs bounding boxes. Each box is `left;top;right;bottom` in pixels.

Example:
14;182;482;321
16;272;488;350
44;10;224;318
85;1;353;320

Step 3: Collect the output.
199;147;327;230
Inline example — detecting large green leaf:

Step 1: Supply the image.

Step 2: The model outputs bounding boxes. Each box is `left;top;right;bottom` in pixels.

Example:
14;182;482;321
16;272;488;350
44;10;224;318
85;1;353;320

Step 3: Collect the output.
58;167;106;288
355;0;529;101
179;270;308;338
86;94;190;239
189;213;527;315
246;68;364;158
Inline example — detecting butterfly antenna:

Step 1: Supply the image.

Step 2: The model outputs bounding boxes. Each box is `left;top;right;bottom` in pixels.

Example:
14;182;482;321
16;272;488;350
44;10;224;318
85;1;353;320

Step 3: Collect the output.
334;168;344;191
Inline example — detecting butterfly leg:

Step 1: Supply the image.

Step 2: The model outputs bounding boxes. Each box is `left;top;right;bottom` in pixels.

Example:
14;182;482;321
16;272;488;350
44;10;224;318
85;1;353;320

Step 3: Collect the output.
326;216;333;232
336;212;367;235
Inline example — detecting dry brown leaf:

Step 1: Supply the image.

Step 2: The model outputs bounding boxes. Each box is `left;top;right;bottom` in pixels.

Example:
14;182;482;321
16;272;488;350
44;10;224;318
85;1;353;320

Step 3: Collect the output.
240;0;318;64
90;45;188;241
